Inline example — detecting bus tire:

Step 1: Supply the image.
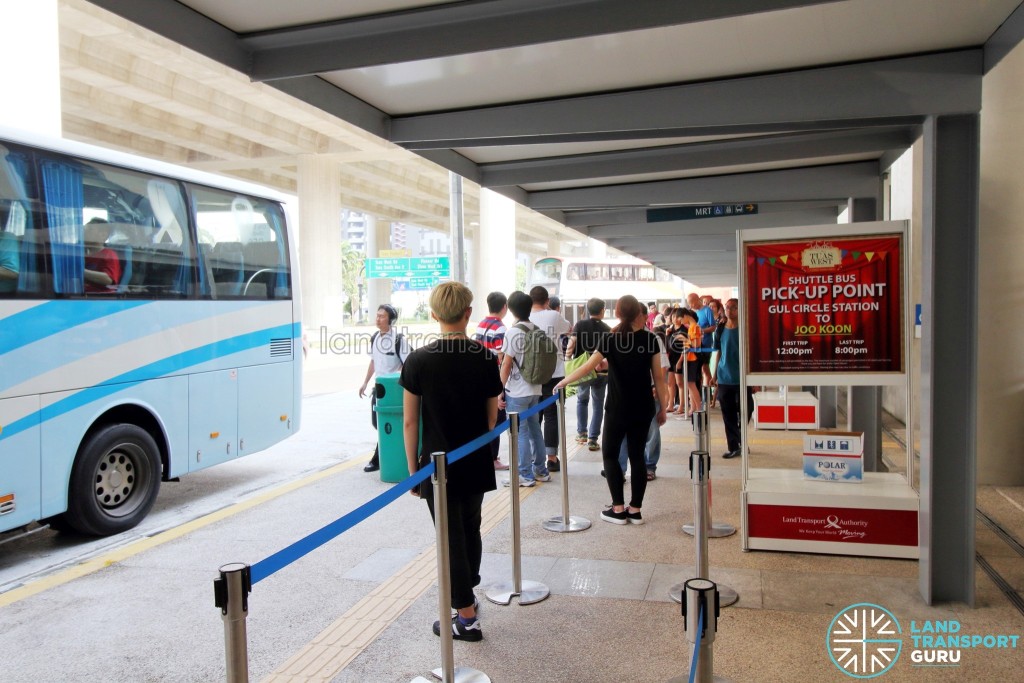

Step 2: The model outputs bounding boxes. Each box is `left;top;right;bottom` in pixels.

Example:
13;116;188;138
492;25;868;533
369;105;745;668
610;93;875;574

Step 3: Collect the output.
66;424;162;536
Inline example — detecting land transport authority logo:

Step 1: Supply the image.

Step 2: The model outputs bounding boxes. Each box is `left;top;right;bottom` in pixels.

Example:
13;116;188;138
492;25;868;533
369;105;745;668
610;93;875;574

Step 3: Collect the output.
828;602;902;678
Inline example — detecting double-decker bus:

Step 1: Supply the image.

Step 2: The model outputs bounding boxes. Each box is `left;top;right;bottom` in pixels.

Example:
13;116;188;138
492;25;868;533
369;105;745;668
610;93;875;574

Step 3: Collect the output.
529;256;683;325
0;127;301;537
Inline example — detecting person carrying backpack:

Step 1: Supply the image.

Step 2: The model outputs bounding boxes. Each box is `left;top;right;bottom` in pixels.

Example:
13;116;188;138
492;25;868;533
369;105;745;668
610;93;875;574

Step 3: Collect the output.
499;290;554;487
358;303;409;472
529;286;570;472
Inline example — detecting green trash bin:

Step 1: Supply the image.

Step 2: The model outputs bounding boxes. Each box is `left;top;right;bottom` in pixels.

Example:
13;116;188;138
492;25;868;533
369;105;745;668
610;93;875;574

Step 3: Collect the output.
374;372;420;483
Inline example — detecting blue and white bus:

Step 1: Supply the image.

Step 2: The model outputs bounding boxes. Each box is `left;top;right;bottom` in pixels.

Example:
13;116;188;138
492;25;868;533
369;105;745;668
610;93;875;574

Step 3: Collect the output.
0;127;301;536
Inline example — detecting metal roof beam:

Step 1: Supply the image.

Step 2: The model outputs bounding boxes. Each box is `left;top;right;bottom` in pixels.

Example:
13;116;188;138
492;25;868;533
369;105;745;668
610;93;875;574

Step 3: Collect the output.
584;208;840;238
567;202;839;228
243;0;843;81
85;0;250;72
391;51;982;147
528;162;880;211
481;128;914;187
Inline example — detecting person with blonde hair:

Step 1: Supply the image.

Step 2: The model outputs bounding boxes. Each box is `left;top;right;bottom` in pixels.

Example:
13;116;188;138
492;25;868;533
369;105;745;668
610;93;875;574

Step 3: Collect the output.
401;282;503;641
555;294;668;525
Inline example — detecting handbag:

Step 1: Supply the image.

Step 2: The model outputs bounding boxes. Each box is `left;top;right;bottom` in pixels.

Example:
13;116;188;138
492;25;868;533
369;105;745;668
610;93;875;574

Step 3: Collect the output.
564;351;598;387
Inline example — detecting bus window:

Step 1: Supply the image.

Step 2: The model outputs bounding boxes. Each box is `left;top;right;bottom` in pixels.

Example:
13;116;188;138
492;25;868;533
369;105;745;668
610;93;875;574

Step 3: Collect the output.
0;145;38;296
587;263;608;280
566;263;584;280
190;185;291;299
637;266;655;281
610;265;635;281
32;152;197;298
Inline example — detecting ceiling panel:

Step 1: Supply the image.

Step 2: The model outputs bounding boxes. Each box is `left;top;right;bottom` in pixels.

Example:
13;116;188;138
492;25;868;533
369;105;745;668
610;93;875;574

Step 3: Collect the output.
76;0;1024;284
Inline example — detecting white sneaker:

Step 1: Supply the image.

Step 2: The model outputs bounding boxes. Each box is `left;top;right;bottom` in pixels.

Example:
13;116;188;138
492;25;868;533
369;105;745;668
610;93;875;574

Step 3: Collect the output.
534;471;552;482
502;478;537;487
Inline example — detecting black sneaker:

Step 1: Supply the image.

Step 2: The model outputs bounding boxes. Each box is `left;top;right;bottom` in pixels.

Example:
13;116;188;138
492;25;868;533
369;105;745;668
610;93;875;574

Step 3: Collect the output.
433;616;483;642
626;509;644;525
547;457;560;472
363;460;379;472
451;598;480;619
600;506;629;525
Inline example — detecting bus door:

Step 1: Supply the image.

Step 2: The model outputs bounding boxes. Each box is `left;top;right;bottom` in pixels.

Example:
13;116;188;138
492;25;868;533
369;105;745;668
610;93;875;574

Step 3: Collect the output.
0;396;41;529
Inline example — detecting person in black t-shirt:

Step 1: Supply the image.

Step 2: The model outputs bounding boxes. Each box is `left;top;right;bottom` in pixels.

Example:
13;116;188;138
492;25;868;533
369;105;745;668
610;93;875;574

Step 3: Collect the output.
555;294;668;526
565;297;611;450
401;282;503;642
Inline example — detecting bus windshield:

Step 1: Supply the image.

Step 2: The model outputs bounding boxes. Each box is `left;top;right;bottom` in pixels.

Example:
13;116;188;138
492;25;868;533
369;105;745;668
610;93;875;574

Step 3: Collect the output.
532;257;561;284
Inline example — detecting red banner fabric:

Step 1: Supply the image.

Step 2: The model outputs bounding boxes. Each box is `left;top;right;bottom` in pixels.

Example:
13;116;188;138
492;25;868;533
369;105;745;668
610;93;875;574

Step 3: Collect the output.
745;234;903;375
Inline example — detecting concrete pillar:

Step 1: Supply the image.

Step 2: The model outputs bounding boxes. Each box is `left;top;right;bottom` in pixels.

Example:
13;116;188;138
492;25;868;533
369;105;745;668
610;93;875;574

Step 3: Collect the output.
450;172;466;283
366;215;391;315
547;239;562;258
0;0;60;134
476;189;517;301
297;155;343;333
845;198;884;472
919;114;979;605
587;239;608;259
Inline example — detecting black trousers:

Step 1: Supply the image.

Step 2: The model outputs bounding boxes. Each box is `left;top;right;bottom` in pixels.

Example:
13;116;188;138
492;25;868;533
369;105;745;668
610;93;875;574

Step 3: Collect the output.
369;393;380;465
717;384;754;452
426;492;485;610
490;407;506;460
602;413;652;508
539;377;561;456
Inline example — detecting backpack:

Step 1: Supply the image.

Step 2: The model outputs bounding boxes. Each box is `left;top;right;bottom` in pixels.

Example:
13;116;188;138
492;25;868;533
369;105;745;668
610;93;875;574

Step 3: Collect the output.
512;322;557;385
371;331;406;365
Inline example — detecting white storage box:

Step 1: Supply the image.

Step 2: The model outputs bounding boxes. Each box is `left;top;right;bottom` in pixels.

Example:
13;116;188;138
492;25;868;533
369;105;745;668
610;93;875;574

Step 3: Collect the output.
803;431;864;482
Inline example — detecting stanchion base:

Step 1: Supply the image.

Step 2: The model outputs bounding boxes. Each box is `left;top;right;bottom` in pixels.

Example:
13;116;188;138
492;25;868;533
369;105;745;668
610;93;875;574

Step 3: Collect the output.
484;580;550;606
681;522;737;537
666;674;733;682
669;581;739;608
411;666;491;683
542;515;592;533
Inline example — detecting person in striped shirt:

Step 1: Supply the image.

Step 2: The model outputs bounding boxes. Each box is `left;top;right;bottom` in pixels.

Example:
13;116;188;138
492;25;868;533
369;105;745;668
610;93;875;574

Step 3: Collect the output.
472;291;510;470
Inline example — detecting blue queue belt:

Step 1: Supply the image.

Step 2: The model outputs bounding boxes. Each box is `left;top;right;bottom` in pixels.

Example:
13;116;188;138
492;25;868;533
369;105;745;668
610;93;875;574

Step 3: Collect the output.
249;393;559;584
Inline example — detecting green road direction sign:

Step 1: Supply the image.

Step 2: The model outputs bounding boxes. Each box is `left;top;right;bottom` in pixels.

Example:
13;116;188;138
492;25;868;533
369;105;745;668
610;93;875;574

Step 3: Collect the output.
366;256;451;279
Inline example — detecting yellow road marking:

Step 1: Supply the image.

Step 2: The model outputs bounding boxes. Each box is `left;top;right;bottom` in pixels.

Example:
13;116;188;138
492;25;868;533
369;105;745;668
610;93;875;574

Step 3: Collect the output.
0;456;367;609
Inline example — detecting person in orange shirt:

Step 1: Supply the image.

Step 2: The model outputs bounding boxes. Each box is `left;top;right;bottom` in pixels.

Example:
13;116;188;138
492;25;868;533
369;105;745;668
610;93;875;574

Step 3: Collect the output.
673;308;703;416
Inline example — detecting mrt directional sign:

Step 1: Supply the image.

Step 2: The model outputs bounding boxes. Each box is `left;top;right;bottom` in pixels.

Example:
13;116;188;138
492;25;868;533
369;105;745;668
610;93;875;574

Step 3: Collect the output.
366;256;450;279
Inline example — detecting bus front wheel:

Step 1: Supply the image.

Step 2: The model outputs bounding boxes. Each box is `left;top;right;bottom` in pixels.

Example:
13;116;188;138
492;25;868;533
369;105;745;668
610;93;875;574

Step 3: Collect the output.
65;424;162;536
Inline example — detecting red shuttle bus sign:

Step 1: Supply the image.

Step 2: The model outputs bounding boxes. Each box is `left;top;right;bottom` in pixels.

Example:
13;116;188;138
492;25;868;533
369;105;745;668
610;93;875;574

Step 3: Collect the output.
745;234;904;375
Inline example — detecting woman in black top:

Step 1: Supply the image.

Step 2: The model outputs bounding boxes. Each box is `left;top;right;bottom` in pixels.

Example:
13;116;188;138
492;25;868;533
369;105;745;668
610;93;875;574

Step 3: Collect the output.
555;295;668;525
401;282;503;641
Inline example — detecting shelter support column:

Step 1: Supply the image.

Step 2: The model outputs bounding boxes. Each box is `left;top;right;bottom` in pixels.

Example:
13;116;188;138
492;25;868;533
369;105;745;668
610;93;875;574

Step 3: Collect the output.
297;154;343;332
0;0;60;135
366;215;392;316
919;114;978;605
846;198;884;472
475;189;517;299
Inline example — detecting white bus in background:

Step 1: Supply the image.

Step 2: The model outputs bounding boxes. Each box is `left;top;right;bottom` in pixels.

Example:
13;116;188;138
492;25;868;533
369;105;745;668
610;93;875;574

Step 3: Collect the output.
0;127;301;537
529;256;733;325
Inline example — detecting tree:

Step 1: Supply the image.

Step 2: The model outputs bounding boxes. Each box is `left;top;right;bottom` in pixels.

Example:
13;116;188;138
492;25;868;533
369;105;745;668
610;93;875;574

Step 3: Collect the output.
340;240;363;320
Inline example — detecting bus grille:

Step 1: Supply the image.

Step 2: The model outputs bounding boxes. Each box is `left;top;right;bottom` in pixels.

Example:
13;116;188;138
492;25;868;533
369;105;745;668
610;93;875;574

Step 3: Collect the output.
270;338;293;358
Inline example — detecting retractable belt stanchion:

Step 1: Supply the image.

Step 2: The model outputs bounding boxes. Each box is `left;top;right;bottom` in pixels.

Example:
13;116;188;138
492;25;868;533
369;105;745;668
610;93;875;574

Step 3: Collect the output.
683;388;736;539
412;452;490;683
213;562;251;683
667;579;733;683
486;413;550;606
670;451;738;607
543;387;592;533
